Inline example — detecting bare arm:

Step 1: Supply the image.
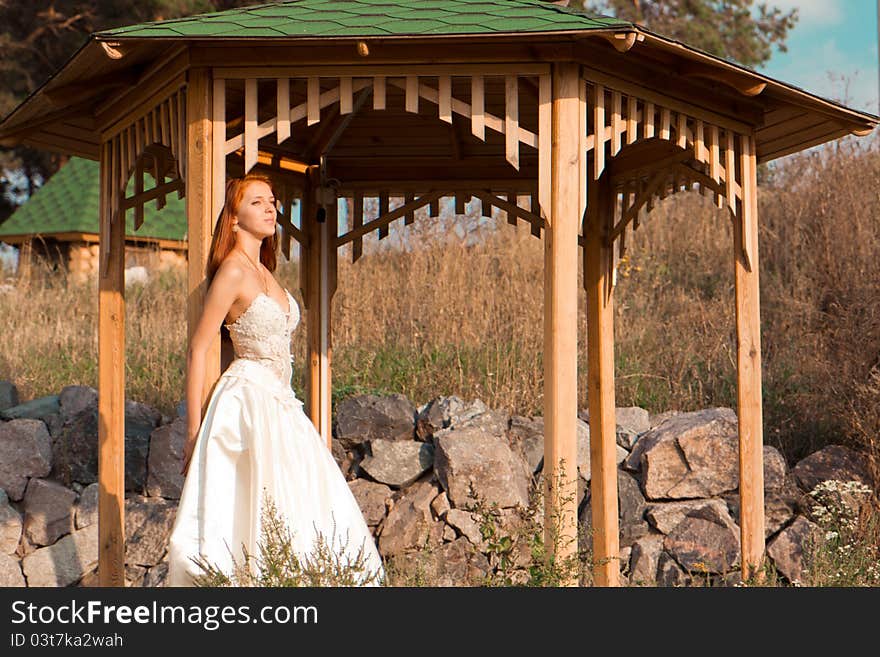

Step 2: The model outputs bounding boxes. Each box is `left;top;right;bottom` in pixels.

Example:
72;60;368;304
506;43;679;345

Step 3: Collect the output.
182;263;244;474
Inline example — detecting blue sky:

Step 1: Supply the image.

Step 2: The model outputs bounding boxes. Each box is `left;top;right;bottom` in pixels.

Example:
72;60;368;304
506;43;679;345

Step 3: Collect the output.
759;0;879;115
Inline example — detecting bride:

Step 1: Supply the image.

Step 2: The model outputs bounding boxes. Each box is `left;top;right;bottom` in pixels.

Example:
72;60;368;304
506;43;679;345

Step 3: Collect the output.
166;173;385;586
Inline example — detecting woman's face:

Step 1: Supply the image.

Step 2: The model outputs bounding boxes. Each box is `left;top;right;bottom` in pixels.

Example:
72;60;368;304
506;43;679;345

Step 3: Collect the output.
234;180;277;239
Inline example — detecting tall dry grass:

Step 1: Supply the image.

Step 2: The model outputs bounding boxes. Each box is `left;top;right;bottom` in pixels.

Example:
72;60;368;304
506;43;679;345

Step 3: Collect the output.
0;139;877;477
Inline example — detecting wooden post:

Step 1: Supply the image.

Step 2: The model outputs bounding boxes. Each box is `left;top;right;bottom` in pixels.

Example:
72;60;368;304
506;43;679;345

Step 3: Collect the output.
543;61;580;586
735;133;765;581
304;167;336;450
186;68;219;424
584;173;620;587
97;140;126;586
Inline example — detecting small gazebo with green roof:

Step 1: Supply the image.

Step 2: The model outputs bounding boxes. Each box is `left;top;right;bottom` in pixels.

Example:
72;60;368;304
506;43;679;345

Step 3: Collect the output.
0;0;875;587
0;157;187;282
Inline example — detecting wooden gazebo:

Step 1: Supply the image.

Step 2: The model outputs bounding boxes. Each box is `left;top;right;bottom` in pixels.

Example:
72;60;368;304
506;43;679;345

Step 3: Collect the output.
0;0;875;587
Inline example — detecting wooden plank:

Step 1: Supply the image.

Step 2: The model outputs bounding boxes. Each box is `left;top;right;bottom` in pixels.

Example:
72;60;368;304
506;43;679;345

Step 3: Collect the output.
455;191;466;215
710;124;721;182
471;75;485;140
593;84;605;179
406;75;418;113
734;132;765;582
352;192;363;263
244;78;258;173
213;62;550;78
276;78;290;143
643;101;655;139
339;191;443;246
545;61;581;587
373;75;386;110
694;119;705;163
725;130;737;212
212;77;226;218
185;68;220;493
660;107;671;141
439;75;452;124
626;95;637;145
505;75;519;170
339;76;353;114
610;90;622;156
379;191;389;239
578;79;587;224
538;73;552;219
405;192;415;225
677;112;688;149
307;77;320;125
97;138;126;587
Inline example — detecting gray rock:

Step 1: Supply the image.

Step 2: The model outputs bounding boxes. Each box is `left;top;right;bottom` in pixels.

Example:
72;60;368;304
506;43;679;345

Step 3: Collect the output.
22;523;99;587
0;553;25;586
507;415;545;473
430;491;451;518
453;409;510;436
22;478;77;546
347;479;392;527
663;504;741;574
434;425;530;510
767;516;823;583
629;534;664;585
581;406;650;450
390;536;490;586
125;495;177;567
0;381;19;412
0;419;53;500
0;395;60;422
75;483;99;529
657;551;688;586
646;498;732;535
578;470;649;548
144;561;169;587
126;564;147;587
50;400;161;492
0;489;22;555
334;394;417;450
725;485;802;538
576;419;630;483
58;385;97;422
378;479;439;556
445;509;483;547
360;439;434;489
636;408;786;499
791;445;871;493
146;417;187;499
415;396;488;441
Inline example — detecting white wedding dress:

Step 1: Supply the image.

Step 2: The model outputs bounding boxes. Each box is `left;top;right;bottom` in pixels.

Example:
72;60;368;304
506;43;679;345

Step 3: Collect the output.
166;288;385;586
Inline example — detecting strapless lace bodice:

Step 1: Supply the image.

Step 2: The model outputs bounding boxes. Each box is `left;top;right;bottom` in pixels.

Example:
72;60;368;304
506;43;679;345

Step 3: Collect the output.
223;289;299;385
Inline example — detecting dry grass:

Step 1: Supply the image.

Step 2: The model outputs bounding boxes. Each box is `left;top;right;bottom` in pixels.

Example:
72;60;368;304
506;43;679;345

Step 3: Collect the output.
1;139;877;481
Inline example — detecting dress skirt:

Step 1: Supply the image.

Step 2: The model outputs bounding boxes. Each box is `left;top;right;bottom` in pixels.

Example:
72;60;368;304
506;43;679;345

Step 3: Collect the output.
166;358;385;586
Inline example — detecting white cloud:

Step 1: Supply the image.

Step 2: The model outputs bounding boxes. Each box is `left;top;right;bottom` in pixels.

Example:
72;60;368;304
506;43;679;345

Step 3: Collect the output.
770;0;845;27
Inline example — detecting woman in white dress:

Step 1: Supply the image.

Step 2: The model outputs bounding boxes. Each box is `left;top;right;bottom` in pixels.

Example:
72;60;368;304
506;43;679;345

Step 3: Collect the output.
166;173;385;587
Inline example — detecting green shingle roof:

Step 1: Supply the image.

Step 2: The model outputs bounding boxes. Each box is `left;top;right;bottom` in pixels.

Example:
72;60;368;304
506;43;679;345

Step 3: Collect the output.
96;0;630;39
0;157;187;242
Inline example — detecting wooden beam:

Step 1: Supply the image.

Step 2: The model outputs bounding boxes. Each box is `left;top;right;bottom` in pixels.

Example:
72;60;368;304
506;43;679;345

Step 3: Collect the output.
544;61;580;587
584;171;620;588
97;140;126;587
735;134;765;582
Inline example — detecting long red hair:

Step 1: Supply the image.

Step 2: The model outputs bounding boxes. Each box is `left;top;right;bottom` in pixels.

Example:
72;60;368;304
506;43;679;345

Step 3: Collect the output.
207;173;279;282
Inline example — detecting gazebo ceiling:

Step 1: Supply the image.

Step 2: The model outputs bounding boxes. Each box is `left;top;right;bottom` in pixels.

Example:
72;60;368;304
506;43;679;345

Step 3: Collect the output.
0;0;875;165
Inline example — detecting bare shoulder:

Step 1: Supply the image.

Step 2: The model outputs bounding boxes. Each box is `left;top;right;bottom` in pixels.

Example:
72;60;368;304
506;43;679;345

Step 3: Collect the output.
207;257;246;301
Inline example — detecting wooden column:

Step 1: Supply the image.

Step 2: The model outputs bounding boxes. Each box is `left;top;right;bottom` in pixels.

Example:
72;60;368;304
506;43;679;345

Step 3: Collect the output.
186;68;220;422
543;61;581;585
97;140;125;586
584;173;620;587
735;133;766;580
303;167;337;449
